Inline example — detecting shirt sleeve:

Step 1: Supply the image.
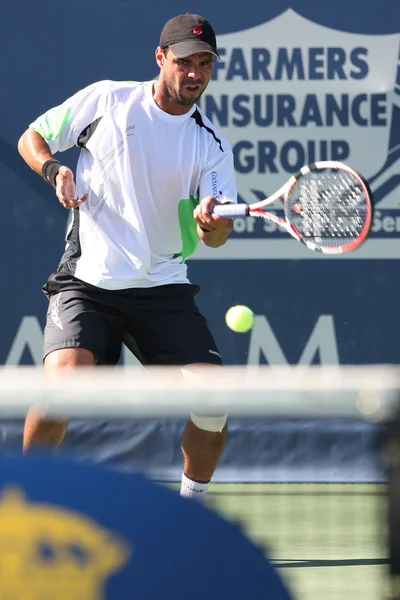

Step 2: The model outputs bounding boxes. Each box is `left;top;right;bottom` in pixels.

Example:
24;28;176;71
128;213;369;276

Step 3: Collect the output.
29;81;113;154
199;143;238;205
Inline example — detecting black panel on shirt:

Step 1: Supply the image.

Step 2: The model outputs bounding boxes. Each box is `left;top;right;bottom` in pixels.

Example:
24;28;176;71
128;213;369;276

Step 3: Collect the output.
57;207;81;276
77;117;103;148
191;109;224;153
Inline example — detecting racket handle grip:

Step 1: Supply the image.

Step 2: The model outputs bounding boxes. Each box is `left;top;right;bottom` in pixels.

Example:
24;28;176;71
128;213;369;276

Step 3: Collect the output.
211;204;249;218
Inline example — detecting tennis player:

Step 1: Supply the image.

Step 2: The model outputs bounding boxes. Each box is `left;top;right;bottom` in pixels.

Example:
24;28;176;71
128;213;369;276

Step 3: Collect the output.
17;13;237;501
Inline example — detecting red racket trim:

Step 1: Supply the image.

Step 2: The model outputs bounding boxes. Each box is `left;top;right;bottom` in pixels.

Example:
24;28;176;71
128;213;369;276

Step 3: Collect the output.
249;208;286;226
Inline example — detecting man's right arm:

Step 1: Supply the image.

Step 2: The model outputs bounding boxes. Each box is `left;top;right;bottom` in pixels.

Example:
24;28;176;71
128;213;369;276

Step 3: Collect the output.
18;81;111;207
18;129;87;208
18;128;54;175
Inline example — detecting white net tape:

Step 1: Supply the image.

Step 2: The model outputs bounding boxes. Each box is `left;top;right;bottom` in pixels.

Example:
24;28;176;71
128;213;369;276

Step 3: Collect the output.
0;365;399;420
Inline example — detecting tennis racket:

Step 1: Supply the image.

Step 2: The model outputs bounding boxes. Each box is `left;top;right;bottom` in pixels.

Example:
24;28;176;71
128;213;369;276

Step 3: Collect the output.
212;161;373;254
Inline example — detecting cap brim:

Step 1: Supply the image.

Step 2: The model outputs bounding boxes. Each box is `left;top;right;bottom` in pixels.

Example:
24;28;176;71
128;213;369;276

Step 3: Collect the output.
168;40;220;59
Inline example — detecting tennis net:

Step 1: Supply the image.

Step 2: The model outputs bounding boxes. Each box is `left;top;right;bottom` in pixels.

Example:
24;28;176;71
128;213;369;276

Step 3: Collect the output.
0;364;399;599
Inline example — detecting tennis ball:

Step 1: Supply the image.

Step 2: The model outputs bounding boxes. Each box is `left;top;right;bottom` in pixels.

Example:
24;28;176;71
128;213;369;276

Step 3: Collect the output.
225;305;254;333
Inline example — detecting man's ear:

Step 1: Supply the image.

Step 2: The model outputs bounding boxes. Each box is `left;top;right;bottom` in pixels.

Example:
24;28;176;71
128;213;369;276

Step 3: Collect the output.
155;46;165;69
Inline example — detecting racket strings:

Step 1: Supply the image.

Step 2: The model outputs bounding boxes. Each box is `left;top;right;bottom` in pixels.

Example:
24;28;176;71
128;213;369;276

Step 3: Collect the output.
287;171;368;248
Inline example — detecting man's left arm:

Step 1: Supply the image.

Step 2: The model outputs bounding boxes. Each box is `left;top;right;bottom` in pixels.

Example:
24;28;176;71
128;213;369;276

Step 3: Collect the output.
194;196;233;248
194;140;237;248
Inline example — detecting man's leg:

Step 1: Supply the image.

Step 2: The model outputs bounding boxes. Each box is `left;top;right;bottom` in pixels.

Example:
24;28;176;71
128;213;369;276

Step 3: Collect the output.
26;280;126;454
23;347;96;453
180;418;227;501
121;284;226;500
179;364;227;501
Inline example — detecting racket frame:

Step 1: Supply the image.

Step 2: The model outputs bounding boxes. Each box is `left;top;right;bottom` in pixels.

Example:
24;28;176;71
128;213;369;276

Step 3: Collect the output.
214;161;374;254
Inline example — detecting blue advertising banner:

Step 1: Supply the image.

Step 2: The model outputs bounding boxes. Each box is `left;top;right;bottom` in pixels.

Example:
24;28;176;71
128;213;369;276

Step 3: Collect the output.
1;0;399;368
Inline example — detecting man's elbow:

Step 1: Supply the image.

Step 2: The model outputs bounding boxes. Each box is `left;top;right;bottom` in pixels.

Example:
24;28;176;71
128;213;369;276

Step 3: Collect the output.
17;131;26;157
17;128;32;158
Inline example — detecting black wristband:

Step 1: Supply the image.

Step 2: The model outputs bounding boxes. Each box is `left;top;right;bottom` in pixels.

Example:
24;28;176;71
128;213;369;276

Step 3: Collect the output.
41;159;61;189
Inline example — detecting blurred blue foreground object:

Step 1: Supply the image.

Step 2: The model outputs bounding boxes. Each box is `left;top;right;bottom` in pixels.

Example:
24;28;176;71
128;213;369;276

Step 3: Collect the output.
0;455;292;599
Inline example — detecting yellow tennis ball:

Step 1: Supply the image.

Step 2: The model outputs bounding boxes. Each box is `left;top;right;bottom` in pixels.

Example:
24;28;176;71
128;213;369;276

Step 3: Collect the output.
225;305;254;333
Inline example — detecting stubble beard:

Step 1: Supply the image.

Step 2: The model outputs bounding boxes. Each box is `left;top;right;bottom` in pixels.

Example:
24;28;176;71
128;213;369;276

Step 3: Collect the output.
170;82;205;107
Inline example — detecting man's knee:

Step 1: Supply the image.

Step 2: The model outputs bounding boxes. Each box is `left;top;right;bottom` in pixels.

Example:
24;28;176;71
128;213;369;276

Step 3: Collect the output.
189;413;227;433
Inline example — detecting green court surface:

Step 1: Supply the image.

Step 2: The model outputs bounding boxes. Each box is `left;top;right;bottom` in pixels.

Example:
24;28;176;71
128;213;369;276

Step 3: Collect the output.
206;483;388;600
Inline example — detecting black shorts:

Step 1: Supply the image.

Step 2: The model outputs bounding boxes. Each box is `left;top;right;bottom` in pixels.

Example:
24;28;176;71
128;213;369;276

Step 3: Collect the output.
42;271;223;366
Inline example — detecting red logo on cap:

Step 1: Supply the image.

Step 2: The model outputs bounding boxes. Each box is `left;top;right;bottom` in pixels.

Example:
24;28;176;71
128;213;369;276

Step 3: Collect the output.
193;26;202;35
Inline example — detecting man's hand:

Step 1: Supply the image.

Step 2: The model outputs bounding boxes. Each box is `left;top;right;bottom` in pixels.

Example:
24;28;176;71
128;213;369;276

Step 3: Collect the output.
56;166;88;209
193;196;233;248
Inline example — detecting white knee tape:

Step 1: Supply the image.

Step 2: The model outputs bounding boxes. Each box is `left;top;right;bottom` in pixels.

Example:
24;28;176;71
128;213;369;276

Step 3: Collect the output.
190;412;227;433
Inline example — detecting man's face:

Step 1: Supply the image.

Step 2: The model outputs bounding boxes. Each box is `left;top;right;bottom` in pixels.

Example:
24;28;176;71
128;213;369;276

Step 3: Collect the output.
156;48;214;106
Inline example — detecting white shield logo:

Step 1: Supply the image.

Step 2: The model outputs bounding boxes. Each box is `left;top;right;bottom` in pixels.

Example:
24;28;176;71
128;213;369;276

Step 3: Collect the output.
194;9;400;259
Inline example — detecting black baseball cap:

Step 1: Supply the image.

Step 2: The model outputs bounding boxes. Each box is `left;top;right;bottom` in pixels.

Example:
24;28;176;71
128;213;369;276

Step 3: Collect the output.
159;13;220;59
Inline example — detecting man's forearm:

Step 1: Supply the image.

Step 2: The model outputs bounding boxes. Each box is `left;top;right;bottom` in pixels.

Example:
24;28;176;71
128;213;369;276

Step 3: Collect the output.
17;128;53;175
197;223;233;248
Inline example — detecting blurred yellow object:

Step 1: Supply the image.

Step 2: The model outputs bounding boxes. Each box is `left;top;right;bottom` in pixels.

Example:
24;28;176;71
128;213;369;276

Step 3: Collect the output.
0;487;130;598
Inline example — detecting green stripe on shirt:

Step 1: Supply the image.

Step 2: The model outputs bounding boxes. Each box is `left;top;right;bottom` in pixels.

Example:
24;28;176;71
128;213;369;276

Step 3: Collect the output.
30;105;71;141
173;195;200;262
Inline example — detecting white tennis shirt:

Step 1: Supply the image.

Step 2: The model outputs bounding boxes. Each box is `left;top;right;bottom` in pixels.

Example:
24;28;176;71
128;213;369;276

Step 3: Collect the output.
30;80;237;289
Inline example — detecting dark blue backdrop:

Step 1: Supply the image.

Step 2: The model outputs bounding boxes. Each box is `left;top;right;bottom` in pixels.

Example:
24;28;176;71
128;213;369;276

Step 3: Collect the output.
0;0;394;481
